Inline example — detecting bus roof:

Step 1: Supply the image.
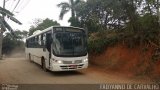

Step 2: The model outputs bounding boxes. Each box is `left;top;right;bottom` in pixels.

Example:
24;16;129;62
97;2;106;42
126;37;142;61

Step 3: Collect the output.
26;26;84;40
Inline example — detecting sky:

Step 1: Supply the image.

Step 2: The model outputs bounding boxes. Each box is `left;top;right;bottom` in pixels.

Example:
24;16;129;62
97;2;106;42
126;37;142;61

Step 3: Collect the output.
1;0;71;31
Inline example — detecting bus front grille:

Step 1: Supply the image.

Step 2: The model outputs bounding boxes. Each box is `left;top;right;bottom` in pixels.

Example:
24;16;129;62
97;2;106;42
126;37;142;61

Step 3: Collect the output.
63;60;82;64
60;64;84;70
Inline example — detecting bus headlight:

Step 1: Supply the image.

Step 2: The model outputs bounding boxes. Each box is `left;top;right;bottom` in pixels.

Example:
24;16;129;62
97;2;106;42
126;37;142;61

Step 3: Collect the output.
54;60;62;64
83;58;88;62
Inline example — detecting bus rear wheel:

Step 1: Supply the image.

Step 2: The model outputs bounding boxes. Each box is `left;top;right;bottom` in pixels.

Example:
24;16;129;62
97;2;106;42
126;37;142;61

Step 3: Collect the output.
41;58;47;71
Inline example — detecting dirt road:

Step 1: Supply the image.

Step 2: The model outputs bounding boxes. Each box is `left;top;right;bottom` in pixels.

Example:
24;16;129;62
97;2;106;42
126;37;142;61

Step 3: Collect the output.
0;57;148;84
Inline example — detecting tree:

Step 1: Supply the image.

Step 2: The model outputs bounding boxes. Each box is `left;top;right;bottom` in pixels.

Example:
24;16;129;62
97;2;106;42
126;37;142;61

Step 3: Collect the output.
29;18;60;36
76;0;159;33
2;30;28;55
0;6;22;59
14;30;28;41
76;0;128;33
75;0;160;54
57;0;83;26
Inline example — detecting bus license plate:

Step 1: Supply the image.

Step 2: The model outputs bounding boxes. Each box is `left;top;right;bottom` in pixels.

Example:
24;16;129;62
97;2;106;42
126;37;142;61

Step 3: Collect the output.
70;65;77;68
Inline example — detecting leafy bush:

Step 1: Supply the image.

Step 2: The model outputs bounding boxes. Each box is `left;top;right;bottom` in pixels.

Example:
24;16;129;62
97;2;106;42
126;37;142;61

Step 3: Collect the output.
2;32;25;55
88;31;118;54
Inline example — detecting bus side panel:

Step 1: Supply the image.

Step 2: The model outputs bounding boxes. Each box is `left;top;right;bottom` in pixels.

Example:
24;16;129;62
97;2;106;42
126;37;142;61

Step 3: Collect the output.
26;48;46;66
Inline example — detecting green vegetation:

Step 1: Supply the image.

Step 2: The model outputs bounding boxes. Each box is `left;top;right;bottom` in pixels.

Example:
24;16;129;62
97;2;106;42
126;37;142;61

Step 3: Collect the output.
58;0;160;54
2;30;28;55
2;18;60;55
57;0;160;80
0;6;22;59
88;31;119;53
28;18;60;36
57;0;84;26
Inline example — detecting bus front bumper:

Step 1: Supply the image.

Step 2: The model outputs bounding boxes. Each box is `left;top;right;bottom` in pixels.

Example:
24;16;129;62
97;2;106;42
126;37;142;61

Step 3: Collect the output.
49;62;88;71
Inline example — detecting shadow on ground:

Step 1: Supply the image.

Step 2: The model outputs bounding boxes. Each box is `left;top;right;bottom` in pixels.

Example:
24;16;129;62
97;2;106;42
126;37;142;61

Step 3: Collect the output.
49;71;84;76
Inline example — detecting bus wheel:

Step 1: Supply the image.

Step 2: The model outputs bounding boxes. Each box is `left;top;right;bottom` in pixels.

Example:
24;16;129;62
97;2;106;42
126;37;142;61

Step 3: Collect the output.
29;54;32;62
42;58;47;71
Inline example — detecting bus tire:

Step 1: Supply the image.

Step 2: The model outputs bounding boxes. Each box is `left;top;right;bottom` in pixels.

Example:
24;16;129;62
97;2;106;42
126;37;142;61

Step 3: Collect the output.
41;58;47;71
28;54;32;62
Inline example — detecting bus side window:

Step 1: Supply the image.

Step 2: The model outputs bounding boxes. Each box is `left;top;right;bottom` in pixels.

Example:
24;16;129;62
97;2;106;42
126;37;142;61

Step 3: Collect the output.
35;36;38;47
43;34;46;45
38;35;41;46
41;34;44;46
43;34;46;51
30;38;33;48
26;40;28;47
32;37;35;48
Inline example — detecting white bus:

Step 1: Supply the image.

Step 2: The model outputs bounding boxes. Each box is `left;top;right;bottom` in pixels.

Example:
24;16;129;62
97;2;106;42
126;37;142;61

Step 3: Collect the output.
25;26;88;71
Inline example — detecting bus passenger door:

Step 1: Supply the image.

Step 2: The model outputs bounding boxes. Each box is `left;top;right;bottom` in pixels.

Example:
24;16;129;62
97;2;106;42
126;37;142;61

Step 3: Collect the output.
45;33;52;68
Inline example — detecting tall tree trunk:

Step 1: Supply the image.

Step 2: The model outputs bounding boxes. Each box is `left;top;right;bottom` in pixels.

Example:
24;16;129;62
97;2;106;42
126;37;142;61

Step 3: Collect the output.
70;0;75;18
0;32;3;60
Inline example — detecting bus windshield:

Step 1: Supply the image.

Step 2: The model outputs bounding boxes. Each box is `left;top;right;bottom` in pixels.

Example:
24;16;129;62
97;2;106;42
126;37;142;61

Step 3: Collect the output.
52;29;87;57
